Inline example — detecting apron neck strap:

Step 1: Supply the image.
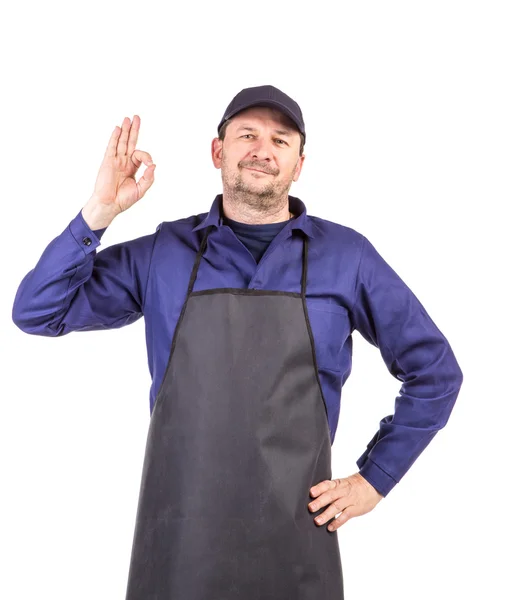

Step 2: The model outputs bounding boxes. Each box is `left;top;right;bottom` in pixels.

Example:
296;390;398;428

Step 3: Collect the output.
188;225;309;298
186;225;215;297
300;231;308;298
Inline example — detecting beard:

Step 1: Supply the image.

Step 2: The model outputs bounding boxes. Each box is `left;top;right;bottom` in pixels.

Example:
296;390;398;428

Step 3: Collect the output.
221;155;297;213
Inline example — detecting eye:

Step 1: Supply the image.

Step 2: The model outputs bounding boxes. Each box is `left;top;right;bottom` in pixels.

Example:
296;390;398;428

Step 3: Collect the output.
241;134;287;146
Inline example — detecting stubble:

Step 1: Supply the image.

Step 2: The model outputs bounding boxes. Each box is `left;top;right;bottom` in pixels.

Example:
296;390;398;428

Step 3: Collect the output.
220;154;298;217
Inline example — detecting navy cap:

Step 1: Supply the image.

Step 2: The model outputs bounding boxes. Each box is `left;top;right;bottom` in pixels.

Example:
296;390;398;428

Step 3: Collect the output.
217;85;306;144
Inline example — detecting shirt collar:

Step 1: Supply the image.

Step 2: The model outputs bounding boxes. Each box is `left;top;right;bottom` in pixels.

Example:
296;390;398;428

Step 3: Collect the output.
191;194;316;239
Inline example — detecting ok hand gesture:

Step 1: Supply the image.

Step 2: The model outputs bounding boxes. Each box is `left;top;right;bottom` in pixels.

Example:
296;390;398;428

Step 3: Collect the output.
91;115;156;217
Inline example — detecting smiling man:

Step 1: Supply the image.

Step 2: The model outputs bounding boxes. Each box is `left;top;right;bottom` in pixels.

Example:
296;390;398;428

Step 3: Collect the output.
12;84;464;600
215;104;304;222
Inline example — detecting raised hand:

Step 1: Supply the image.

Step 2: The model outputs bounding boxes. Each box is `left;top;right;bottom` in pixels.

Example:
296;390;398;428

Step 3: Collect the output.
82;115;156;229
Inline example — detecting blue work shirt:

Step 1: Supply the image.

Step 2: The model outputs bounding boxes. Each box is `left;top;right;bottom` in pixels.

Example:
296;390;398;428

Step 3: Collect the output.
11;193;464;497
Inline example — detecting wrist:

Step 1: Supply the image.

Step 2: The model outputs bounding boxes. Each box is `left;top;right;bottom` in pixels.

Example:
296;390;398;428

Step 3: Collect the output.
81;197;119;230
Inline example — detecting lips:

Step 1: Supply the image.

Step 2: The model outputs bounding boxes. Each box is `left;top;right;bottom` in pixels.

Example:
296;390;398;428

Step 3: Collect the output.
245;167;270;174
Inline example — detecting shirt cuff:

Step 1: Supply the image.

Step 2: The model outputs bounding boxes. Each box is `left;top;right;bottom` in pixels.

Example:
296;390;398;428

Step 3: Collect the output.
357;456;398;498
69;209;103;256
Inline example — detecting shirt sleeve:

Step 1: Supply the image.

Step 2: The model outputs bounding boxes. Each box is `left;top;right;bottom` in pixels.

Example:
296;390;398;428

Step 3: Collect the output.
12;208;161;336
350;235;464;497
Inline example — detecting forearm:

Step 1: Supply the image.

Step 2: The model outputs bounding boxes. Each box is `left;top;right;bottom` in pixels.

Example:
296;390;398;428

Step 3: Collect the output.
357;338;464;497
12;209;103;336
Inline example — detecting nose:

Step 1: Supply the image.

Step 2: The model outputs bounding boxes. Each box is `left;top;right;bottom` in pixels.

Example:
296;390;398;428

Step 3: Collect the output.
249;136;274;162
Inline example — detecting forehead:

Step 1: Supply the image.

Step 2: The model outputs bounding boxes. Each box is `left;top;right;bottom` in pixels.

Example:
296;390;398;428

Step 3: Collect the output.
230;105;297;131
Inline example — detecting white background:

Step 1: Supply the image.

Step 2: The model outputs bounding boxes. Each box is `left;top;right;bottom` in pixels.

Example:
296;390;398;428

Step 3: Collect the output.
2;1;511;598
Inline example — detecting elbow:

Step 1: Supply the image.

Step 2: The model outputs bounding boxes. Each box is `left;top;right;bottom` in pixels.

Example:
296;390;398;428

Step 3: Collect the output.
436;351;464;430
455;364;464;391
12;277;64;337
436;337;464;399
12;303;61;337
11;299;31;333
450;349;464;392
12;282;38;334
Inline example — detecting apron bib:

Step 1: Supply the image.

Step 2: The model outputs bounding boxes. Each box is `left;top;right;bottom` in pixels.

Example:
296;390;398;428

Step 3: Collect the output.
125;225;344;599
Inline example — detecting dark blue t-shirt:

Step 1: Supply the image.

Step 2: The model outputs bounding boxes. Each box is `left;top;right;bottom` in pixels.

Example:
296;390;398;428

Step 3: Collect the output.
223;215;290;263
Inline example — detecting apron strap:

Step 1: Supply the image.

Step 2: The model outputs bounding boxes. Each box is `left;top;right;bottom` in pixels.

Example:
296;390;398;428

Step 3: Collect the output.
188;225;309;297
300;232;308;299
187;225;215;297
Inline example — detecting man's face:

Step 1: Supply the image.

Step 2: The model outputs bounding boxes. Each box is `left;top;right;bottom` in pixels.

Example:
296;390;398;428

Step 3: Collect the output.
211;106;305;210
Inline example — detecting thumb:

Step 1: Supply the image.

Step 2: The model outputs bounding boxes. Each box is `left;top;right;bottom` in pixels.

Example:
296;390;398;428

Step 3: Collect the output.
131;149;154;168
136;163;156;200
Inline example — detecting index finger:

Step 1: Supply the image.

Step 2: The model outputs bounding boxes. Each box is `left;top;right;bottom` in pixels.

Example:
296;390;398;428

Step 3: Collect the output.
105;125;121;158
310;479;334;497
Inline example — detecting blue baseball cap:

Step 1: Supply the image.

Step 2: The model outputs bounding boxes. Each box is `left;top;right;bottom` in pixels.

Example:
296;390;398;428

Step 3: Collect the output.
217;85;306;143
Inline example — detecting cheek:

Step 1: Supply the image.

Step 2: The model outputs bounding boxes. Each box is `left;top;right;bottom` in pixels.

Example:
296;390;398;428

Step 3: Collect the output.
221;155;239;172
286;161;299;178
222;150;244;168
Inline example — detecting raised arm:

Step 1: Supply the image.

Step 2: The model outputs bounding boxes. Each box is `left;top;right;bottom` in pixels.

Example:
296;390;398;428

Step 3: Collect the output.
12;115;160;336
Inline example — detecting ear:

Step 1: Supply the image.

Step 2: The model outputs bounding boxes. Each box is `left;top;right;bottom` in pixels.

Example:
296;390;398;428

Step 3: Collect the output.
211;138;223;169
292;154;305;182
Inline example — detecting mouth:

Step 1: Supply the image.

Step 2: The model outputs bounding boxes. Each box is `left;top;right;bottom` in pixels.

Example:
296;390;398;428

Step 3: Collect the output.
244;167;271;175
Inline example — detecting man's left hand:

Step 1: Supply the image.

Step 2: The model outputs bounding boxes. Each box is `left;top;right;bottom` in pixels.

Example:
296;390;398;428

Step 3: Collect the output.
308;472;384;531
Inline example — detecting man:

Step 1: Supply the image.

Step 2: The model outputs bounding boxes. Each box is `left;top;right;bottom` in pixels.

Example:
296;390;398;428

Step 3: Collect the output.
12;85;464;599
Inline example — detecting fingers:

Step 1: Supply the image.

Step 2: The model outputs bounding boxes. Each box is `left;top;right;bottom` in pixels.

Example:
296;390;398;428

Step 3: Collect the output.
117;116;131;156
308;479;345;515
105;125;121;158
308;487;337;512
126;115;140;157
136;163;156;200
326;506;356;531
309;479;338;502
308;474;381;531
312;499;348;528
104;116;140;159
131;149;154;169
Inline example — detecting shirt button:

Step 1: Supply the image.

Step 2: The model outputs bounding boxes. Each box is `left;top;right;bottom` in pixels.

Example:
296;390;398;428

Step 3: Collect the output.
82;236;92;246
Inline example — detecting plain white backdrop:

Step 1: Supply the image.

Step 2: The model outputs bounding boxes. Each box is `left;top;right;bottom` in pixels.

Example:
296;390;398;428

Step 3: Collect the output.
2;1;511;598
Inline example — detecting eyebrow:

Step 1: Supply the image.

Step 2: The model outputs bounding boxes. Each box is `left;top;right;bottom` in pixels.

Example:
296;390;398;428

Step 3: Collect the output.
235;125;294;137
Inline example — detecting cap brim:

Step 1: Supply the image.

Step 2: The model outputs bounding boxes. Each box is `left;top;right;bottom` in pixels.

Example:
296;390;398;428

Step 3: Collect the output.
221;99;303;137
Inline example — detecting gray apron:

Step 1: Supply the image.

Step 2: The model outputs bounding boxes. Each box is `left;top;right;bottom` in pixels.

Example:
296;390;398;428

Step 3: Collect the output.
124;225;344;599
